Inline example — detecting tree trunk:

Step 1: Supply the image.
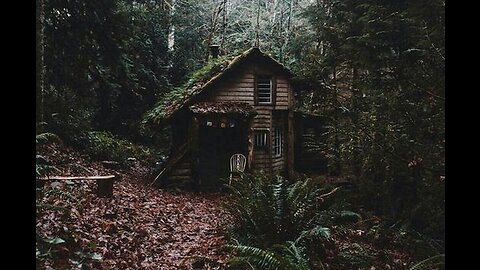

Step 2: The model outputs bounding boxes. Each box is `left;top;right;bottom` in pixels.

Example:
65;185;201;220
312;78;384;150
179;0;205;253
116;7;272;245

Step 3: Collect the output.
36;0;45;129
167;0;176;52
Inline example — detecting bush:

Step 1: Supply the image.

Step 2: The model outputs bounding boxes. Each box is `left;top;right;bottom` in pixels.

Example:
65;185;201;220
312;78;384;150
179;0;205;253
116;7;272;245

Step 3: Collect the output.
81;131;159;166
48;109;94;146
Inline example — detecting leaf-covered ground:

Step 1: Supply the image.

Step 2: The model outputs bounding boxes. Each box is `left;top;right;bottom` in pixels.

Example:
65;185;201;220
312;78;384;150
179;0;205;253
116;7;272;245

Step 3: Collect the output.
37;142;423;269
36;142;231;269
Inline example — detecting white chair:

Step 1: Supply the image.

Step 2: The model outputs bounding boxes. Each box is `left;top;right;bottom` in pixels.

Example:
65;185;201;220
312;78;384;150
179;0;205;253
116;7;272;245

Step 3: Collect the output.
229;153;246;184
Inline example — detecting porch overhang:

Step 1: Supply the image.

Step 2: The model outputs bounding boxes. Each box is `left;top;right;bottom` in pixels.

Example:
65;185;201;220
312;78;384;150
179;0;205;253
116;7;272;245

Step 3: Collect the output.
189;102;257;118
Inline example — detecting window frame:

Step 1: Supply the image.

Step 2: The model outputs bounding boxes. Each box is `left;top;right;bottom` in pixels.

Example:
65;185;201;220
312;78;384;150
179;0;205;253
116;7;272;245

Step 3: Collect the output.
254;129;269;149
273;127;283;157
254;74;276;105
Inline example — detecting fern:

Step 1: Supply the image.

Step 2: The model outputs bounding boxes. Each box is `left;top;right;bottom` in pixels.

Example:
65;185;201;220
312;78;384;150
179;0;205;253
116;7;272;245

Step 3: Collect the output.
225;173;337;270
282;241;310;270
36;132;62;145
409;254;445;270
227;244;282;270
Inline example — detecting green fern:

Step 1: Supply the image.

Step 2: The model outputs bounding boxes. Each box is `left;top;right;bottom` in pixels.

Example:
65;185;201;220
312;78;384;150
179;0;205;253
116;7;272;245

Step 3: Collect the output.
36;132;62;145
227;241;312;270
224;173;338;270
226;244;282;270
409;254;444;270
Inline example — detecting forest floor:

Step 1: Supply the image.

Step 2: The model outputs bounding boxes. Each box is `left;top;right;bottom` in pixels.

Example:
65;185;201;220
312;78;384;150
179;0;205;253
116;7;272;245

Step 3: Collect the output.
36;141;418;270
36;142;231;269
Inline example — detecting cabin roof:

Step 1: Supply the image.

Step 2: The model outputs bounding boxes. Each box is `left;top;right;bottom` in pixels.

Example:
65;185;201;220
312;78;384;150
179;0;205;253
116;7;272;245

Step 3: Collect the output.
144;47;293;126
189;102;257;116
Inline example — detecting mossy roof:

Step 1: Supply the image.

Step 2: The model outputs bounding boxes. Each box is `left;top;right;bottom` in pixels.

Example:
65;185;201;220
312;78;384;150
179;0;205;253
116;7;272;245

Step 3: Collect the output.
189;102;257;116
144;47;293;126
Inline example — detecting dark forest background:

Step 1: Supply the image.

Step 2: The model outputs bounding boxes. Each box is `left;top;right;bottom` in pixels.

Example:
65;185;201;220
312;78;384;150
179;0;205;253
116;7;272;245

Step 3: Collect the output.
35;0;444;268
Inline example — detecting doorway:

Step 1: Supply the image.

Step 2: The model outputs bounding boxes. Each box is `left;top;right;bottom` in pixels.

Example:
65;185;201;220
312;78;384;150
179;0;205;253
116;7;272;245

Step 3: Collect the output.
198;123;246;188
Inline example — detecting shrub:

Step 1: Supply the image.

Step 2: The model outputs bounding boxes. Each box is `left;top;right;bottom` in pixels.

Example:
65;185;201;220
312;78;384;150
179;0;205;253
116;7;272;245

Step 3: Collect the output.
81;131;158;166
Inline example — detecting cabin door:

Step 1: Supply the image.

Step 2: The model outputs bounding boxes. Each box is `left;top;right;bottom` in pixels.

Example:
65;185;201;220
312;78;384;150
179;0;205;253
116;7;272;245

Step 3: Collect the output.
198;123;246;187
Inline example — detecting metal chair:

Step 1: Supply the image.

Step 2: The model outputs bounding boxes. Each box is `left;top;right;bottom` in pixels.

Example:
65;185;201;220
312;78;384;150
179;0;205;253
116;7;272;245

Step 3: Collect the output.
229;153;246;184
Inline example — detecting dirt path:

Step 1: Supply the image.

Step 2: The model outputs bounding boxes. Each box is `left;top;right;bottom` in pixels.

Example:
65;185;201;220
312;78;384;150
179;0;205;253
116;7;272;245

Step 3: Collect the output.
98;176;232;269
37;142;232;269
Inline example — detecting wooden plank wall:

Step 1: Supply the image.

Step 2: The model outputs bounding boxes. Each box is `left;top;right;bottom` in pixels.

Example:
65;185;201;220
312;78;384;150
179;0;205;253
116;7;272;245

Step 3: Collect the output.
206;66;255;104
201;63;293;174
165;158;192;184
275;77;290;110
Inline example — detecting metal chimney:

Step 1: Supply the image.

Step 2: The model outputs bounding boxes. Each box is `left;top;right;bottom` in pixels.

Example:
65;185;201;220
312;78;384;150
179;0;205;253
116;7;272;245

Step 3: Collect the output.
209;45;220;59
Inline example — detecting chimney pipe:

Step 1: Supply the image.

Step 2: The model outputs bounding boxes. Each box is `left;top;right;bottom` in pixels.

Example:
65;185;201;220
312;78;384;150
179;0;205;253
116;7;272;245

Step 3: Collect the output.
209;45;220;59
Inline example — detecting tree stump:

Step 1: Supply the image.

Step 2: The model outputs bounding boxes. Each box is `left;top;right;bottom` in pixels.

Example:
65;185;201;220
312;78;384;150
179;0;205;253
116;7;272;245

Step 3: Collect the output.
96;175;116;198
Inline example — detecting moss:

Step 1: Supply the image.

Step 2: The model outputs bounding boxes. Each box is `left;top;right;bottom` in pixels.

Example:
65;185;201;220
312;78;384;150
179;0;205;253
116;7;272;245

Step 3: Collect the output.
143;47;292;126
143;54;234;125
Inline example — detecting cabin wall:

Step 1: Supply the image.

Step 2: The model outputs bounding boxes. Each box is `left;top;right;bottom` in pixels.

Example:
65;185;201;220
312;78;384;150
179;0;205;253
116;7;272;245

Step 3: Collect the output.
199;61;294;175
205;65;255;104
204;63;292;109
275;77;290;110
251;108;271;173
165;158;192;184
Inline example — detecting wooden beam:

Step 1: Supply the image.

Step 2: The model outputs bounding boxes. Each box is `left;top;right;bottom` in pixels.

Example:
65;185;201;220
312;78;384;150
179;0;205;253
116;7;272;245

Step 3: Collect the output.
190;116;200;186
39;175;116;181
247;118;254;170
269;110;273;174
287;109;295;178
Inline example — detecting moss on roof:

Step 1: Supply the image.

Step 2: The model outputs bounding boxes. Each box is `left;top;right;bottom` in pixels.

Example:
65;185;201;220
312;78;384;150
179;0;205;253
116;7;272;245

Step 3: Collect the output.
189;102;257;116
144;47;293;126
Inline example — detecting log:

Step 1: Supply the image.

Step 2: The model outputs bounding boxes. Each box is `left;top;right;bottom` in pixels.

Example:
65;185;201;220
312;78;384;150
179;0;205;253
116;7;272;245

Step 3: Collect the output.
40;175;116;181
101;161;121;169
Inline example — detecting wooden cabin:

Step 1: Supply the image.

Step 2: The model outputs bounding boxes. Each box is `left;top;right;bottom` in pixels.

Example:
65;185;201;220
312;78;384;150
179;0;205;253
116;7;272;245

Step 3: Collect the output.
149;47;296;188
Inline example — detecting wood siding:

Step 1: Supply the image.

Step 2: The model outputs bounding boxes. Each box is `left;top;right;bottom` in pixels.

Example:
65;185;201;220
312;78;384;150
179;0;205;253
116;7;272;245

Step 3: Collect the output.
204;64;292;110
206;66;255;104
199;62;294;175
165;158;192;183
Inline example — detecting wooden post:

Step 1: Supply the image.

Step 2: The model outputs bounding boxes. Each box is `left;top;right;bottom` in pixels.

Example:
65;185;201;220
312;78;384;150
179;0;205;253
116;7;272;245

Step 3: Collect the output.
269;110;273;175
97;175;116;198
190;116;200;186
287;109;294;179
247;117;254;171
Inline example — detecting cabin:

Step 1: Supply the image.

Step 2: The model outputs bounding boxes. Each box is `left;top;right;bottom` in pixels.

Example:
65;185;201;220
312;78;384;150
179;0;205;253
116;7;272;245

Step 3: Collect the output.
148;47;297;188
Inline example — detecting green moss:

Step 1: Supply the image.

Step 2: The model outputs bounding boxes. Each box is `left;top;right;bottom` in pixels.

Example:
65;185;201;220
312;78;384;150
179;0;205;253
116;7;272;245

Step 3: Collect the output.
143;47;292;126
143;54;234;125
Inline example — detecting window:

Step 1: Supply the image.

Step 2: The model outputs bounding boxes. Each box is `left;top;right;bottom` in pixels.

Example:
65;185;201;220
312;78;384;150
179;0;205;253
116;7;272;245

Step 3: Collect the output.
256;76;272;104
254;130;269;147
273;127;282;157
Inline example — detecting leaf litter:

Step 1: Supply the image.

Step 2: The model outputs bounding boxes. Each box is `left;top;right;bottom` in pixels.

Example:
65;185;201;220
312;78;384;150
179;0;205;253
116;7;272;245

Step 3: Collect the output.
36;143;231;269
